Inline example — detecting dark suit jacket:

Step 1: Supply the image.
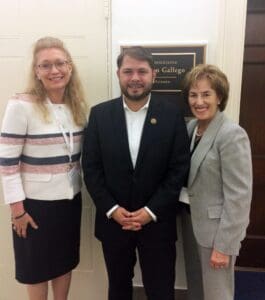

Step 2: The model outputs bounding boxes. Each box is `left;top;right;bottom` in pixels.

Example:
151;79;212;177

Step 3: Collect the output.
82;95;190;244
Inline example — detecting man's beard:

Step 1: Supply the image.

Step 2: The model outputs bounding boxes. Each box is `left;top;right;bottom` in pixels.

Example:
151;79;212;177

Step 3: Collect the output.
121;83;152;101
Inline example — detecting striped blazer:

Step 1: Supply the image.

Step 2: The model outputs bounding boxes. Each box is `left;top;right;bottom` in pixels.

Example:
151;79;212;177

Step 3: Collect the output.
0;94;84;204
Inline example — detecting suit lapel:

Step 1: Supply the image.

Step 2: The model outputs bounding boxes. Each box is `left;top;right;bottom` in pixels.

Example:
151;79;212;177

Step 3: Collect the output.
112;97;134;170
188;111;225;187
134;96;161;172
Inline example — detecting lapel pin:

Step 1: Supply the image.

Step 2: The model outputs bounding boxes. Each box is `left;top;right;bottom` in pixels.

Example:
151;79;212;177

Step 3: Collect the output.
150;118;157;125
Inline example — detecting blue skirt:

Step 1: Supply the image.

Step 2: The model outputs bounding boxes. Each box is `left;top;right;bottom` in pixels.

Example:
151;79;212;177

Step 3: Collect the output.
12;192;82;284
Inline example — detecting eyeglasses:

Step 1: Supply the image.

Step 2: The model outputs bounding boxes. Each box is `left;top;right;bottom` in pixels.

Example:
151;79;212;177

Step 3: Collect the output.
37;60;70;72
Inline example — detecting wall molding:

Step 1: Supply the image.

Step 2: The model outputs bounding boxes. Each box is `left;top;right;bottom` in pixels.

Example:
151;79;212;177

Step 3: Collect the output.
217;0;248;122
105;0;113;98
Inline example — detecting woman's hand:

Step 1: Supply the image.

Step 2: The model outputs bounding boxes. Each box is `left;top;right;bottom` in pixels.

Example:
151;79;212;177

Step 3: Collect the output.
10;201;38;238
210;249;230;269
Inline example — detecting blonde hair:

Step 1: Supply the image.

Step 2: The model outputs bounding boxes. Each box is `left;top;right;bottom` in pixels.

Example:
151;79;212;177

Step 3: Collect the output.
25;36;88;126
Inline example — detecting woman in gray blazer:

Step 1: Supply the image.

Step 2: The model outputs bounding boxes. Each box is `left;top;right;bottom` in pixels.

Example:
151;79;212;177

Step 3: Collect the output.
180;64;252;300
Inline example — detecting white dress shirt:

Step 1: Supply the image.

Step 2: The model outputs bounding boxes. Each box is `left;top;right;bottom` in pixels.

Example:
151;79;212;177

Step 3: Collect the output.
123;97;149;167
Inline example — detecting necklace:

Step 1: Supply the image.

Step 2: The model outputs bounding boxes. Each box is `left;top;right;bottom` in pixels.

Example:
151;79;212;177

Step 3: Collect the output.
196;123;207;137
196;130;203;137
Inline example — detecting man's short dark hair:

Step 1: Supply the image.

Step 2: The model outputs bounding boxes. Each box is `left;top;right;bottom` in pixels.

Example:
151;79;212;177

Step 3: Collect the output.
117;46;155;69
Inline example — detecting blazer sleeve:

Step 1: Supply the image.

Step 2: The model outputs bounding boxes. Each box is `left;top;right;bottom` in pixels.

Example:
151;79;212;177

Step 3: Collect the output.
146;112;190;219
213;125;252;255
0;99;27;204
82;107;117;214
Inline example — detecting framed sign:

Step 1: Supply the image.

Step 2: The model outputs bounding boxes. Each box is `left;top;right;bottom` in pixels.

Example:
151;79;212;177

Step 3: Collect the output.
120;44;206;116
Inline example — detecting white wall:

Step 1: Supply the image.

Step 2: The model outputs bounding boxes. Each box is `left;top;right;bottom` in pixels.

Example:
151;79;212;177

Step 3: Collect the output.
111;0;247;288
111;0;247;121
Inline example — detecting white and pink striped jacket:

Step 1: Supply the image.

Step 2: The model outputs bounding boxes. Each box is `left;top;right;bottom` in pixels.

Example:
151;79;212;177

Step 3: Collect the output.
0;94;84;204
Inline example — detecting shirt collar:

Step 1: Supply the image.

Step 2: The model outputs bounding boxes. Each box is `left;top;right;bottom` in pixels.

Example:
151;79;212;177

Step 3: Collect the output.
123;94;151;112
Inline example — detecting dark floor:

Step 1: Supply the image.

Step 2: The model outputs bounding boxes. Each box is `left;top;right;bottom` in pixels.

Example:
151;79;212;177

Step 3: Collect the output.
234;270;265;300
133;287;187;300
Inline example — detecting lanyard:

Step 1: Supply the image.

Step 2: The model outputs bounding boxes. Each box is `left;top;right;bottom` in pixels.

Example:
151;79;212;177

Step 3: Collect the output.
47;99;73;163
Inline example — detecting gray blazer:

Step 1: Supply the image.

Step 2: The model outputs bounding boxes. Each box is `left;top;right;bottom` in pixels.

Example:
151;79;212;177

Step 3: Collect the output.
187;110;252;255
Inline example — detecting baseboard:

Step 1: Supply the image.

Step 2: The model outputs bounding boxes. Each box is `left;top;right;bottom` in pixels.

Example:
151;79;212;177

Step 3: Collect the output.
235;266;265;272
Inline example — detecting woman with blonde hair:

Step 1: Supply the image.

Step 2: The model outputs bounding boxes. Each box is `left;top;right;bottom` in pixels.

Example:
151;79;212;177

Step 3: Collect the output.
0;37;88;300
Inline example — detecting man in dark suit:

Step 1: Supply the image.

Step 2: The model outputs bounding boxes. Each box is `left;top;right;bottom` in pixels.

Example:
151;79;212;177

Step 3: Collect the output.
82;46;190;300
